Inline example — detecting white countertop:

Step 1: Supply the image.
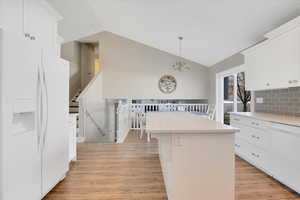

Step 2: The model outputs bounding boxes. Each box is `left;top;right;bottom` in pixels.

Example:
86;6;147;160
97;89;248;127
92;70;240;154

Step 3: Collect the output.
230;112;300;127
146;112;238;134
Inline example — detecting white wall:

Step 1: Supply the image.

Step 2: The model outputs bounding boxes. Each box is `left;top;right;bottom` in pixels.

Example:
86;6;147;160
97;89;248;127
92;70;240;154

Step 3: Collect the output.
208;53;244;104
99;32;210;100
80;43;98;89
61;41;81;99
0;0;3;28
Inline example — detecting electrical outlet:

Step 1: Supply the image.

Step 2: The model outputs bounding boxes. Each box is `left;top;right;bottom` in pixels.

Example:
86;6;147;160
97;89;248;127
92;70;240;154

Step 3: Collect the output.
256;97;264;104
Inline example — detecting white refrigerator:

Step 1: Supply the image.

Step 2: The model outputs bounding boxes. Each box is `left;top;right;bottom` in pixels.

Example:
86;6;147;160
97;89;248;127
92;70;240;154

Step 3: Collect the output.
0;28;69;200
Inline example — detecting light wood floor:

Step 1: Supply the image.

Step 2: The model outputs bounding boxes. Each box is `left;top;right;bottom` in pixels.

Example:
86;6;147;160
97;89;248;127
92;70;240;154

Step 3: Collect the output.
44;132;300;200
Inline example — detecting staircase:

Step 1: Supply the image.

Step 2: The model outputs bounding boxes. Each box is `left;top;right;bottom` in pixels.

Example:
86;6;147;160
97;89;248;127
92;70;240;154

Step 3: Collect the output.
69;90;81;114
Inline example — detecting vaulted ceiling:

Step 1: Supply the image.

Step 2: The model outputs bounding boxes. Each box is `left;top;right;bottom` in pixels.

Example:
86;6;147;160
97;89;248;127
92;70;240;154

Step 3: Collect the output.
47;0;300;66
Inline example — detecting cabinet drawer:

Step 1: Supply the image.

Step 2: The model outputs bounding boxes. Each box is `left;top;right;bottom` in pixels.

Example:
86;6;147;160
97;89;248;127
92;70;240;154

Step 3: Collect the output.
247;145;271;172
231;115;248;126
247;127;270;149
246;118;266;129
235;138;271;173
231;114;267;130
231;122;251;140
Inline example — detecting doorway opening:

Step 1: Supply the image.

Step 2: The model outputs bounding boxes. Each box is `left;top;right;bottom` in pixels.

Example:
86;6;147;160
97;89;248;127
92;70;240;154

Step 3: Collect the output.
216;66;252;125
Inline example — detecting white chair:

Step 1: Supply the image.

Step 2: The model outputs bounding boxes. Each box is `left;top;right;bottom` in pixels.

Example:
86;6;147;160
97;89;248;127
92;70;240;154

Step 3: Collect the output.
139;112;151;142
207;104;216;120
199;104;216;120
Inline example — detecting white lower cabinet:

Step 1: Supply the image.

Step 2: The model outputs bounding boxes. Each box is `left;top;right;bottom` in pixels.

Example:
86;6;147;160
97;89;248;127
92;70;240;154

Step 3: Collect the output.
69;114;77;162
231;114;300;193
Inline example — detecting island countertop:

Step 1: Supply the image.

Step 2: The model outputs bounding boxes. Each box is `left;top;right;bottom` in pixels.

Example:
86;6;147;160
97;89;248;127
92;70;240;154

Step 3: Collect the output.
146;112;239;134
230;112;300;127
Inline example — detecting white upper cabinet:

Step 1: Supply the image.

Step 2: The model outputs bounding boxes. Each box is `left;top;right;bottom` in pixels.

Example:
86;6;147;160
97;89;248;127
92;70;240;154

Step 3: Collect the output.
244;41;273;91
0;0;61;44
23;0;39;39
243;17;300;91
0;0;38;38
0;0;24;36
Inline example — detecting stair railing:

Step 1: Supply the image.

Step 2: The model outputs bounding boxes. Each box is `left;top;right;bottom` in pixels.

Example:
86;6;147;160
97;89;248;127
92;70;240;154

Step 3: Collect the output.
77;73;105;140
85;108;106;137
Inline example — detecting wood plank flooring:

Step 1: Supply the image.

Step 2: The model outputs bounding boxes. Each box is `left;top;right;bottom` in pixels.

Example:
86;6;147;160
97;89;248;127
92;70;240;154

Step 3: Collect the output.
44;132;300;200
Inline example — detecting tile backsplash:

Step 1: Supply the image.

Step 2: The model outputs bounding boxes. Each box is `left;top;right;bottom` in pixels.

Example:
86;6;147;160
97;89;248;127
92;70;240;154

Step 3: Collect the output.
254;87;300;116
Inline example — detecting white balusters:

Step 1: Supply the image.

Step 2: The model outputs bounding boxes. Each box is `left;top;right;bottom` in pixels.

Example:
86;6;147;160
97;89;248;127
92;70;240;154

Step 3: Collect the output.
116;102;130;143
129;103;209;130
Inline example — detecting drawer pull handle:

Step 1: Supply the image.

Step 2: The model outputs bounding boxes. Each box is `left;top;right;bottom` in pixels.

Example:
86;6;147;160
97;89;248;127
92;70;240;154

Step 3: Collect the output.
251;135;260;140
251;153;260;158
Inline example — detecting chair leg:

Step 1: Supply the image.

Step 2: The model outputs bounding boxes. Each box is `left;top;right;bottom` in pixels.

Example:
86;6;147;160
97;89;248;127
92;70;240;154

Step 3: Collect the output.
147;132;151;142
140;127;144;139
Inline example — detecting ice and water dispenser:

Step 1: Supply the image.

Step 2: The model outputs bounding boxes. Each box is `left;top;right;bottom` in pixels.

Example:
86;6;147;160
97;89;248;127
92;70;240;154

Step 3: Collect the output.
12;98;35;135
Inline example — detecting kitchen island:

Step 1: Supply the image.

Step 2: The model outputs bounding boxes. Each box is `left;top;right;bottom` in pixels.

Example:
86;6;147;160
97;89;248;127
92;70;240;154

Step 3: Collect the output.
146;112;239;200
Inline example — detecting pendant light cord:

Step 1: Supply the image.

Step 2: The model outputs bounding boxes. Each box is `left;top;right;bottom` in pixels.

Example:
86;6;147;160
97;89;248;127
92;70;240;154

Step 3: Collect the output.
179;36;183;60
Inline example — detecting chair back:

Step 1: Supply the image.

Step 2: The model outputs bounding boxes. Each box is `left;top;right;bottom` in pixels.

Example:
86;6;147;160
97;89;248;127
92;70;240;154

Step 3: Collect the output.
207;104;216;120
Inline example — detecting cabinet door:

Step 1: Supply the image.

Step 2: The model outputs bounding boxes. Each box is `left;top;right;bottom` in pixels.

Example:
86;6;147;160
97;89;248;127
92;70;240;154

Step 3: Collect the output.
42;56;69;197
245;42;273;91
245;28;300;90
1;29;41;200
0;0;24;36
270;127;300;192
265;28;300;88
23;0;43;40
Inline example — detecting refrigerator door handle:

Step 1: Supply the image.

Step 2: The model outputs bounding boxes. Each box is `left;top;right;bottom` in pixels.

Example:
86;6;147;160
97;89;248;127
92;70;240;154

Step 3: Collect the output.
37;66;40;151
37;65;44;151
41;57;49;152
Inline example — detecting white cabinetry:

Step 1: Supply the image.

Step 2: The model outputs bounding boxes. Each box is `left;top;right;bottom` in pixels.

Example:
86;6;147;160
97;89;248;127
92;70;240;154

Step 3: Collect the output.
0;0;24;35
268;123;300;191
0;1;68;199
69;114;77;162
0;0;61;42
243;17;300;91
243;41;273;91
231;114;300;193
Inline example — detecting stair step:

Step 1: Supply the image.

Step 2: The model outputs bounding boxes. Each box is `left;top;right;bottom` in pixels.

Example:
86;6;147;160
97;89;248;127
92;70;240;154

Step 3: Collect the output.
69;107;79;113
